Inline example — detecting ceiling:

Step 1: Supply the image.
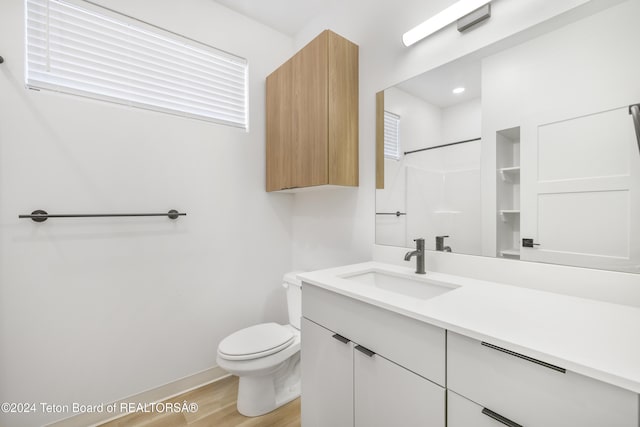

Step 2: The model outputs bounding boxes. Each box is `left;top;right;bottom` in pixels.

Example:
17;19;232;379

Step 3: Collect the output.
395;57;481;109
213;0;329;36
212;0;482;108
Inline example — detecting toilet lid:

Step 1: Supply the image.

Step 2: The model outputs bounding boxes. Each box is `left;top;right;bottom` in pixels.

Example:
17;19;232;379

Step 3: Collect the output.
218;322;294;361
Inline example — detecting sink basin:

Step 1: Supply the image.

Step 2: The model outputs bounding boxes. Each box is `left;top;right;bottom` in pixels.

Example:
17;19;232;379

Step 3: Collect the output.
342;270;456;300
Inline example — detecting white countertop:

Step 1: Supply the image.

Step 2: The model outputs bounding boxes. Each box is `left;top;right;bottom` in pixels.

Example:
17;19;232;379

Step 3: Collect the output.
298;261;640;394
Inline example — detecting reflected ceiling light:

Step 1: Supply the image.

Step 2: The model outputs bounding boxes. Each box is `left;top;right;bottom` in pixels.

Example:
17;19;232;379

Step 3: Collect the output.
452;87;465;94
402;0;491;47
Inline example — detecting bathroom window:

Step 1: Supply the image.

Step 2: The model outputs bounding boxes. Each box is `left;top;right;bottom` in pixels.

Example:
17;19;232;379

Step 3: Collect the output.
384;111;401;160
25;0;249;129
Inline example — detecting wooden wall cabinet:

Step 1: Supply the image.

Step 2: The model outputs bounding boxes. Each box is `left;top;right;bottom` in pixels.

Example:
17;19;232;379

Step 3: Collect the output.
266;30;359;192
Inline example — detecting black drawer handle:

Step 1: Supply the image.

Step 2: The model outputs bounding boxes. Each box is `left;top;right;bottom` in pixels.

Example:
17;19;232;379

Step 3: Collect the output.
481;342;566;374
332;333;350;344
355;345;375;357
482;408;523;427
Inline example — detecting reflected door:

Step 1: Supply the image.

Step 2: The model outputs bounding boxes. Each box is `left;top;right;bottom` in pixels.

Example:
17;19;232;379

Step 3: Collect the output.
521;105;640;272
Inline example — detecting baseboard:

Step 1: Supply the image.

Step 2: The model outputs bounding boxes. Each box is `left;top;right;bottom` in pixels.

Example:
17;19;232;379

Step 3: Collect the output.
46;366;229;427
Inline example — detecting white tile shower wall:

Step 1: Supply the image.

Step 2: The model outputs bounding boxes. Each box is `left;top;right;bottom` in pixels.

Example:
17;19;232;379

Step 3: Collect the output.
0;1;295;426
376;86;442;248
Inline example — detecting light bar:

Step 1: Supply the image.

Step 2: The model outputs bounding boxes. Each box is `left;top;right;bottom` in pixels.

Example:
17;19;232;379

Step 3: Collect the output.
402;0;491;47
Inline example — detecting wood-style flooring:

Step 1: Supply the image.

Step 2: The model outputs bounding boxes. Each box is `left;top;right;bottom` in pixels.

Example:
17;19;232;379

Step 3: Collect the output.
98;376;300;427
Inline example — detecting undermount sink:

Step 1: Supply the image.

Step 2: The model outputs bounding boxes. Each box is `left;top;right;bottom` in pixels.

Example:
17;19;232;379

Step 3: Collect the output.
342;270;456;300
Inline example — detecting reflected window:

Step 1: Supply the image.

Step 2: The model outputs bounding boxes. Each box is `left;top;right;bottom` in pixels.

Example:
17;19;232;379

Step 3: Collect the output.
384;111;401;160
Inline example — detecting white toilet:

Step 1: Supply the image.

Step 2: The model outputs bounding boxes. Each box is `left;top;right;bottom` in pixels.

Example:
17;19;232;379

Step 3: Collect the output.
216;272;302;417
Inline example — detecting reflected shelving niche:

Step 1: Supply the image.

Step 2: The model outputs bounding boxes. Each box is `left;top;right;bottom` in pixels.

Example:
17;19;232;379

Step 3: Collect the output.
496;127;521;258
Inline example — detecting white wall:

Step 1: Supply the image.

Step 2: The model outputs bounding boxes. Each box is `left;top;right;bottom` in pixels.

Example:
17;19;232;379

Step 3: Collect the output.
482;0;640;132
0;1;294;426
385;87;443;153
442;98;482;144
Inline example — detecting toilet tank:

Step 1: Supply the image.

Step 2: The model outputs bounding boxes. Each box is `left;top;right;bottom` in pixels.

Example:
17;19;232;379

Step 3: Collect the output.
282;271;303;330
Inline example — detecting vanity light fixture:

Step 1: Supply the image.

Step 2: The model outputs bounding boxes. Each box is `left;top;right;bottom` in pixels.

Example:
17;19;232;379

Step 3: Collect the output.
402;0;491;47
452;87;466;94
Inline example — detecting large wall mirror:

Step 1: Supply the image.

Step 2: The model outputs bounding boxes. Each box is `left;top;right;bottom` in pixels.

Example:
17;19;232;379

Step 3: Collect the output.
376;0;640;273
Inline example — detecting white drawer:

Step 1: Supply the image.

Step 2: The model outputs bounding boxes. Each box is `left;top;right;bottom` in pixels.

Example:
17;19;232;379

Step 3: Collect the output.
447;332;639;427
302;283;446;385
448;390;519;427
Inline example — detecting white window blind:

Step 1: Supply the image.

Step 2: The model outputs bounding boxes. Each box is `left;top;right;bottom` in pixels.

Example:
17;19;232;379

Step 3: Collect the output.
26;0;249;129
384;111;401;160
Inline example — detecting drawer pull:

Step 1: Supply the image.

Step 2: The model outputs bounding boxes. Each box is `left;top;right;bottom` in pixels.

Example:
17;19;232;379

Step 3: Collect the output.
355;345;376;357
332;333;350;344
481;342;566;374
481;408;523;427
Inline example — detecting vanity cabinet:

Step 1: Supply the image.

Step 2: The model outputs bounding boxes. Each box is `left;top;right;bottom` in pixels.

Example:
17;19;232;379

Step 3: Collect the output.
301;284;446;427
266;30;359;192
447;332;639;427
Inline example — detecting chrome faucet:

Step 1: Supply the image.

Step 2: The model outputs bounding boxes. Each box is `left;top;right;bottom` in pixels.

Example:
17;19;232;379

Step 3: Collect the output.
436;235;452;252
404;238;426;274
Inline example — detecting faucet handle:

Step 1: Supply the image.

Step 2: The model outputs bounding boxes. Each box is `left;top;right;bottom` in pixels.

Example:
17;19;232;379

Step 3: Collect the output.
413;237;425;250
435;235;451;252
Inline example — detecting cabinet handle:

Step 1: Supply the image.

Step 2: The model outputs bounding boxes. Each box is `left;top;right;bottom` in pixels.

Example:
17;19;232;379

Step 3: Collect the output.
332;333;350;344
481;408;523;427
481;341;566;374
354;345;376;357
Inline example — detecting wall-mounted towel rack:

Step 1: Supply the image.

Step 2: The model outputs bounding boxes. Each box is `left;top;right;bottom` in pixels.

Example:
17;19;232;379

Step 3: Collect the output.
19;209;186;222
376;211;406;217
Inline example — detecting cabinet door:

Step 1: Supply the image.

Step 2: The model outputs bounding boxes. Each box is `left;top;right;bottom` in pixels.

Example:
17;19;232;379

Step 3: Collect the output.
266;59;293;191
291;31;328;188
327;30;359;186
354;346;445;427
301;318;353;427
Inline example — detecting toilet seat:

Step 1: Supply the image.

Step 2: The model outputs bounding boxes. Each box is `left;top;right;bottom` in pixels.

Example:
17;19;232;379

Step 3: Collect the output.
218;322;294;361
